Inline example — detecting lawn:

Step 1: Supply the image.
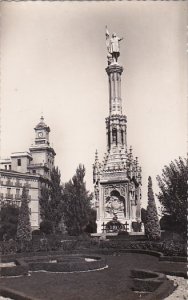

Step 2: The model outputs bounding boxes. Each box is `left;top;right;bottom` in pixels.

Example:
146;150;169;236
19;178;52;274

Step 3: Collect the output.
0;253;186;300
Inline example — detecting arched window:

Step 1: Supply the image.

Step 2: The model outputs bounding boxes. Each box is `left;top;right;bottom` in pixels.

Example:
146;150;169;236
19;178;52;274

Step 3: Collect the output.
121;129;124;144
108;131;111;148
112;128;117;145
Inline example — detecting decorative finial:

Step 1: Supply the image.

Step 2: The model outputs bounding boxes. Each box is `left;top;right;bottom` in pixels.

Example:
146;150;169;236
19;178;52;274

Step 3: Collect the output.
95;150;99;162
40;116;44;122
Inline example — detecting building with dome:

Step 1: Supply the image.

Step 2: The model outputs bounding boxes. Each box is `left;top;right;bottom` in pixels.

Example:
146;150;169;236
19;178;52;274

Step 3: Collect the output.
0;117;56;230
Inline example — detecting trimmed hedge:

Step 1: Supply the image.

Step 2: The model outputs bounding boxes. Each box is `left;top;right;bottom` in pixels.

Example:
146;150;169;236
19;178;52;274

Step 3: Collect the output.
0;238;186;258
143;278;175;300
99;240;187;257
131;269;166;292
0;259;28;277
22;255;106;273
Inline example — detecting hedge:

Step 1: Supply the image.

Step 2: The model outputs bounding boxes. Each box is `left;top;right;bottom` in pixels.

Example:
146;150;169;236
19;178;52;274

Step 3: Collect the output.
131;269;166;292
23;255;107;273
0;259;28;277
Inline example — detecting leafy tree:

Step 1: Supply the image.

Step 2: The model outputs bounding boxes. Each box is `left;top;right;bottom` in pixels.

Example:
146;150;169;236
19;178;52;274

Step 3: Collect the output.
16;186;32;242
141;208;148;225
62;164;92;236
159;215;176;232
85;208;97;233
145;176;161;241
0;205;19;241
39;167;64;233
156;157;187;236
40;220;53;234
40;185;50;221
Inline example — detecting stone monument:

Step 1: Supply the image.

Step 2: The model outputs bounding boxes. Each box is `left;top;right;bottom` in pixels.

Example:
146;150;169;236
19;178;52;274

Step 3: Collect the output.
93;28;142;233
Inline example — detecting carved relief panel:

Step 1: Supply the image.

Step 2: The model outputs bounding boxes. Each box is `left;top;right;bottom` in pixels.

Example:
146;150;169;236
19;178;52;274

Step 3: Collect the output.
102;184;128;219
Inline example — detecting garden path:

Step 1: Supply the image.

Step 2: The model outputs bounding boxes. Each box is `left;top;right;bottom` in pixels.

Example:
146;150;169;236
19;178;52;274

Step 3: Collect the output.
164;276;187;300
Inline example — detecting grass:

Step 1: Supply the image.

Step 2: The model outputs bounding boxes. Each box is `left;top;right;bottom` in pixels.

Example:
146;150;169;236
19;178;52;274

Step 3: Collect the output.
0;253;186;300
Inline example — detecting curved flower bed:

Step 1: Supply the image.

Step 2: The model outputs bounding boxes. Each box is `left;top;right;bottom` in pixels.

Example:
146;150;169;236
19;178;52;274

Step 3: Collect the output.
131;269;166;292
21;255;107;273
131;269;175;300
0;259;28;277
0;255;106;276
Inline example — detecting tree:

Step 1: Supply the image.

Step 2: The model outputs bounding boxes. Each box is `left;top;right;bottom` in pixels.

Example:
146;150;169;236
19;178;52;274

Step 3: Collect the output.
40;220;53;234
0;204;19;241
145;176;161;241
85;208;97;233
141;208;148;225
39;167;64;233
16;186;32;242
62;164;92;236
156;157;187;236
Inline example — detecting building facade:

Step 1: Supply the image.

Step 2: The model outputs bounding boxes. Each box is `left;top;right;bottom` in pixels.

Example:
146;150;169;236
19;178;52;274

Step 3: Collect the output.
0;117;56;230
93;50;142;233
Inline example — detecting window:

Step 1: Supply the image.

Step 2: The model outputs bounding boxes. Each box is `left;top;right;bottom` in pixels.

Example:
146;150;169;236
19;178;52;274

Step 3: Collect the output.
5;165;7;170
121;130;124;144
33;170;36;174
7;187;11;196
9;165;11;170
112;128;117;145
16;189;20;196
17;159;21;166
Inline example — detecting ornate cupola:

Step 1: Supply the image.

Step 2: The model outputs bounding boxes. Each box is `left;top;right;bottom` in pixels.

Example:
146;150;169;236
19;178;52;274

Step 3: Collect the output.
93;28;142;234
34;116;50;145
29;116;56;179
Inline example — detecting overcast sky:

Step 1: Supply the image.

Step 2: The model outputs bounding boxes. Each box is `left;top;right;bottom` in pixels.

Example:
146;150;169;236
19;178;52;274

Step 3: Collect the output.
0;1;187;208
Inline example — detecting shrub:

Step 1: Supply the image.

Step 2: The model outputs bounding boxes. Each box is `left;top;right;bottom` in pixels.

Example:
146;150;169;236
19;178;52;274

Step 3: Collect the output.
132;221;142;232
131;269;166;292
0;240;17;255
0;259;29;277
16;187;32;242
98;239;186;257
145;177;161;240
32;229;41;236
0;205;19;241
40;220;53;234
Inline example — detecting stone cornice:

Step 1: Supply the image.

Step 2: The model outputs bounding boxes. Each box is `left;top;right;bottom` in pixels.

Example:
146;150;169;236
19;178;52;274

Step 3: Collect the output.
29;146;56;156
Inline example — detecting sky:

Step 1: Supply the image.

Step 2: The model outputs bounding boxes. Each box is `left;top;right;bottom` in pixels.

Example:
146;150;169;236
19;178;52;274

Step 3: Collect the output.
0;1;187;208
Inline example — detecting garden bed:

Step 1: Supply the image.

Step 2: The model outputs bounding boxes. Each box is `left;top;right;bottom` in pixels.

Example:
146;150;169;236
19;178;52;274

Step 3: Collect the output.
0;259;28;277
0;253;183;300
131;269;166;292
20;255;107;273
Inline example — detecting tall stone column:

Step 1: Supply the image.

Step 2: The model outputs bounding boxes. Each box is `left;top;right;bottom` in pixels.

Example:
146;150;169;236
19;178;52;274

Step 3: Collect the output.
106;64;123;115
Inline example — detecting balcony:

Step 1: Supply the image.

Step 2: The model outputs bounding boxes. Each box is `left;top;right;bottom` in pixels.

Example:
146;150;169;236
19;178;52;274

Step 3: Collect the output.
5;194;13;200
28;163;49;170
6;180;13;186
15;194;21;200
13;200;21;207
0;198;20;207
24;182;31;188
15;181;22;187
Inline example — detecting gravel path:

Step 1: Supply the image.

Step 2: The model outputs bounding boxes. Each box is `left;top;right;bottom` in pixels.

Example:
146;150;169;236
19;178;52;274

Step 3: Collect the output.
164;276;187;300
0;297;13;300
